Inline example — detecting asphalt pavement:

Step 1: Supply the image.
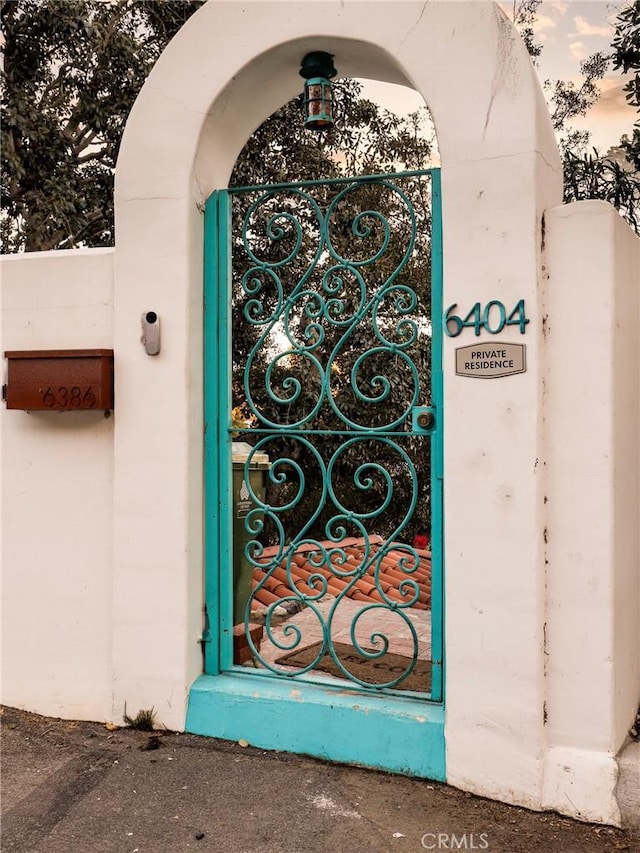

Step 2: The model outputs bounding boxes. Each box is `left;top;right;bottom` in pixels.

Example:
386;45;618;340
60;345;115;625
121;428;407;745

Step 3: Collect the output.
2;706;639;853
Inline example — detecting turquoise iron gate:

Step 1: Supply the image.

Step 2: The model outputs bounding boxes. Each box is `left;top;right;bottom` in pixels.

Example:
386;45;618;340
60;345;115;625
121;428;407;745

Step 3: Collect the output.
189;169;445;776
202;169;443;706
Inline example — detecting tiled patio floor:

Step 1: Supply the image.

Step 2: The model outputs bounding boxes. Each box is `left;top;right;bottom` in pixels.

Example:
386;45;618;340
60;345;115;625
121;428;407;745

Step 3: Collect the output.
245;597;431;688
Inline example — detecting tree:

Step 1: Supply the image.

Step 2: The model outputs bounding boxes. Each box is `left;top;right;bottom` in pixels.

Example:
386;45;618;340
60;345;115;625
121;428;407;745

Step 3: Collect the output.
512;0;544;64
3;0;638;250
547;51;610;141
512;0;610;141
512;0;640;232
611;0;640;171
228;81;436;545
558;7;639;231
0;0;203;252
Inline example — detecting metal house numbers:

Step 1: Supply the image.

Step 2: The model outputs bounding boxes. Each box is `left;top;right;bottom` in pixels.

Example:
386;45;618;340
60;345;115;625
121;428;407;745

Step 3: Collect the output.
445;299;529;379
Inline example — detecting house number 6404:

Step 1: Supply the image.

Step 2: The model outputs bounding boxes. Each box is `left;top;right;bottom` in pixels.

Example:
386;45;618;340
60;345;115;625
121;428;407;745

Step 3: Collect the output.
444;299;529;337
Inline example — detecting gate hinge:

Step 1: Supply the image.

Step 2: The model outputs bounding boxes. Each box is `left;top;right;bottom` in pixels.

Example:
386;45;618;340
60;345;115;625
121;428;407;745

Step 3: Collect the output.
199;604;212;646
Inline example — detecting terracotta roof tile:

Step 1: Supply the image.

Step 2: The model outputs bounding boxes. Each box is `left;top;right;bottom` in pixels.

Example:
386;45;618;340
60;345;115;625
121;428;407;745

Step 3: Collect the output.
350;590;372;603
251;537;431;613
252;585;281;607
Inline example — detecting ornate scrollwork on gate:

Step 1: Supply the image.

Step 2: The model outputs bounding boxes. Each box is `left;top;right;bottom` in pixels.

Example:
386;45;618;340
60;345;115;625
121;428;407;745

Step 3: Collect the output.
231;172;434;692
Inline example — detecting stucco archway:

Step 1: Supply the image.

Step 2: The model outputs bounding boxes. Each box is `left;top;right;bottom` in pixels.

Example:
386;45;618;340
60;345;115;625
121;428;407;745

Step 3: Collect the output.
112;0;562;808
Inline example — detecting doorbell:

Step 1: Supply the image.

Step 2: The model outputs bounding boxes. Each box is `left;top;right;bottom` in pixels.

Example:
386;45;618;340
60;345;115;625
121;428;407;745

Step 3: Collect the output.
141;311;161;356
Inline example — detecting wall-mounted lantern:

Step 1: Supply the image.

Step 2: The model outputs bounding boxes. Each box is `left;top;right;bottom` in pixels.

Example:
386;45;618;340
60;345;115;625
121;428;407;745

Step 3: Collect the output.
299;51;337;131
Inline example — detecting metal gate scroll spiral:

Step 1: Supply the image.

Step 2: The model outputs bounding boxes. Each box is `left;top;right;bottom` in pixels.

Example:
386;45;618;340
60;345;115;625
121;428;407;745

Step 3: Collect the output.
229;171;438;694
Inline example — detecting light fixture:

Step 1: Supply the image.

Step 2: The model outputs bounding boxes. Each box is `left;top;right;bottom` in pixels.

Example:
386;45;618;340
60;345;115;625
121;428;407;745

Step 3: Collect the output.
299;51;337;131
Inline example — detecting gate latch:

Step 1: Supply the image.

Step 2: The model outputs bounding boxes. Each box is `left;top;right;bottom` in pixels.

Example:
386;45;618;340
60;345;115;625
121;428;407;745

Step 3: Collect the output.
412;406;436;433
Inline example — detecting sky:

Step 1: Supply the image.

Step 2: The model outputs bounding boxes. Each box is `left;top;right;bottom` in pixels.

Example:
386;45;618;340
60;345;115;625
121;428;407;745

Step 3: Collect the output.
359;0;636;153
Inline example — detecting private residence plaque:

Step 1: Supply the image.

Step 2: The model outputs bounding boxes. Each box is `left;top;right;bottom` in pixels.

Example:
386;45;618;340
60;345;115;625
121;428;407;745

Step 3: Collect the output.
455;342;526;379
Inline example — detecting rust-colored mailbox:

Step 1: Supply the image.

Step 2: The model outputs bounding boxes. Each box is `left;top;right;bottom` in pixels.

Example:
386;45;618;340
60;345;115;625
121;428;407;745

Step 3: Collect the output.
3;349;114;411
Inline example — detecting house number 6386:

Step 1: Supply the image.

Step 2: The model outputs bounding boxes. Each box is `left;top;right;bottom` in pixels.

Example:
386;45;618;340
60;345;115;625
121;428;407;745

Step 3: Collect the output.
444;299;529;337
42;386;97;408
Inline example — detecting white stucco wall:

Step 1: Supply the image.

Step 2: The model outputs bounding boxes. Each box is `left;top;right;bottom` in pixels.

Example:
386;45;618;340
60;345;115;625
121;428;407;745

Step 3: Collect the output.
0;249;114;721
1;0;638;827
543;202;640;824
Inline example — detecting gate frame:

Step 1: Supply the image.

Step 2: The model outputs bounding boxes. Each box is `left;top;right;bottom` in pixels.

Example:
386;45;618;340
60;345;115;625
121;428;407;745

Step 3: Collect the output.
188;170;446;779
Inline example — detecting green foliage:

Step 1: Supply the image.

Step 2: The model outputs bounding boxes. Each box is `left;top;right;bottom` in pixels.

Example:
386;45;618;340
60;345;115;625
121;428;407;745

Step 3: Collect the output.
611;0;640;171
230;79;435;188
557;3;640;231
513;0;640;234
123;704;156;731
563;145;640;231
611;0;640;99
230;134;435;545
1;0;202;252
3;0;638;248
228;80;436;545
511;0;608;139
513;0;543;64
547;52;609;137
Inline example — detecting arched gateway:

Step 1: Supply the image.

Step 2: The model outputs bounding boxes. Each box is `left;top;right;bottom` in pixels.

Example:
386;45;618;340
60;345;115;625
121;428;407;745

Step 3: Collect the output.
114;0;562;805
3;0;637;829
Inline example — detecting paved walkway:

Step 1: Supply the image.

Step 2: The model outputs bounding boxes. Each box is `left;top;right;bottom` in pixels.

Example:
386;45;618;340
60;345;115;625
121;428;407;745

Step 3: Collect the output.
2;706;638;853
256;597;431;672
